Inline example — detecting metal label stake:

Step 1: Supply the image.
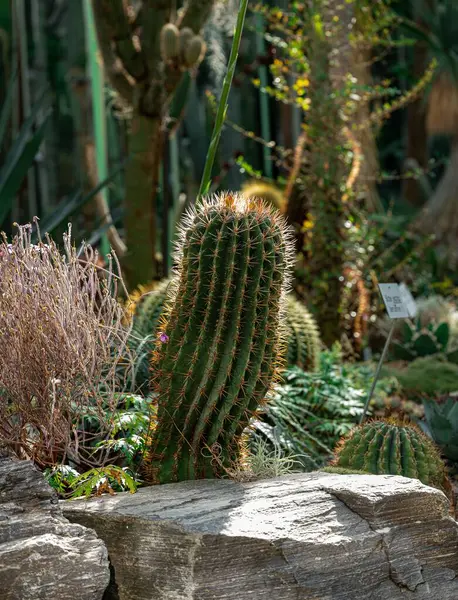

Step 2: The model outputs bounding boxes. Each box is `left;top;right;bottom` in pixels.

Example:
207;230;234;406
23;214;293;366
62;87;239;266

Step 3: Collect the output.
359;283;416;425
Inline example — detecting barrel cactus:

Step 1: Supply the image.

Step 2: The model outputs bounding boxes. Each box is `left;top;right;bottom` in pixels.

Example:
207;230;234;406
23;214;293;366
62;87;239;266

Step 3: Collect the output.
285;296;320;371
143;192;293;484
124;279;171;392
330;418;451;499
241;180;286;213
127;279;171;338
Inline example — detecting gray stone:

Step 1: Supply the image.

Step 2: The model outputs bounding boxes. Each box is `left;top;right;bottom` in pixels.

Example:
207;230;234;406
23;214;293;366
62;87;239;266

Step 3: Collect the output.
0;458;110;600
63;471;458;600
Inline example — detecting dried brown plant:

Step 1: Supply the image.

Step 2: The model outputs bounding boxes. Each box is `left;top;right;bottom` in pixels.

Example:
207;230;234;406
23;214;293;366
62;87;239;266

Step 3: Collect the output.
0;221;134;469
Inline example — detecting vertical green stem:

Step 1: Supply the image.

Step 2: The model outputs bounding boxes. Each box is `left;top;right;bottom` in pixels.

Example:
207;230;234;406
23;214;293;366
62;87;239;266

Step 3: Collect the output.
83;0;110;256
359;321;395;424
197;0;249;201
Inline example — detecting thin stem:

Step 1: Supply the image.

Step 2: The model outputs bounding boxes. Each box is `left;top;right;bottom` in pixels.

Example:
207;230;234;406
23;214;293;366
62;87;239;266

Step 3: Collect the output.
359;321;395;424
197;0;249;202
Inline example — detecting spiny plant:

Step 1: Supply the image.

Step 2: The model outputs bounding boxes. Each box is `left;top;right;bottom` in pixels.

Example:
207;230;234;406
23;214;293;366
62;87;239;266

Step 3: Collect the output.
124;279;172;392
127;281;320;374
126;279;172;338
285;296;321;372
241;180;286;213
391;318;458;363
329;418;452;500
142;192;293;484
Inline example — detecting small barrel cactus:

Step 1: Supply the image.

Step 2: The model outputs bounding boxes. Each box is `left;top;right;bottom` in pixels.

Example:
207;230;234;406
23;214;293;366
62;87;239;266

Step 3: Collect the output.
330;418;451;499
285;296;320;371
241;180;286;213
143;192;293;484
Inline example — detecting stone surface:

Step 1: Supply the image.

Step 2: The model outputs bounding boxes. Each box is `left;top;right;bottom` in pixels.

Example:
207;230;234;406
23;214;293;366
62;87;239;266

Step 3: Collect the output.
63;471;458;600
0;458;110;600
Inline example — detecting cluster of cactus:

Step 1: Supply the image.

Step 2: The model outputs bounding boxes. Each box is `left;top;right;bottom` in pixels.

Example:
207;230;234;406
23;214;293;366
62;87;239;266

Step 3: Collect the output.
423;396;458;463
391;318;458;364
329;418;452;500
160;23;205;68
142;192;292;484
127;281;320;374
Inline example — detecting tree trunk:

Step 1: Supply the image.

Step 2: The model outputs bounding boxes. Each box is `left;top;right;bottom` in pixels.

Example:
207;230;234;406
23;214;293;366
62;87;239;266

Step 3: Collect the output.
402;18;429;207
416;137;458;267
122;113;164;289
327;4;381;213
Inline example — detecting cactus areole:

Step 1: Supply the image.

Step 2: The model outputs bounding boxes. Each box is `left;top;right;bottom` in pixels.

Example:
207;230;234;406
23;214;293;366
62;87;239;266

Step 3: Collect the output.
143;193;293;483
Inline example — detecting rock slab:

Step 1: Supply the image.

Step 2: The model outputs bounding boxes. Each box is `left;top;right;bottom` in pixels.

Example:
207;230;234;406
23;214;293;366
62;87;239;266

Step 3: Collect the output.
0;458;110;600
63;471;458;600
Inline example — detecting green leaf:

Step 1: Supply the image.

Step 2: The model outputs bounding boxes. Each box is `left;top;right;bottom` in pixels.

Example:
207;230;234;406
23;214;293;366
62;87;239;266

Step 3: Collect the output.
391;341;416;361
402;321;415;343
0;67;17;149
33;162;126;240
413;332;439;357
434;322;450;350
0;89;51;227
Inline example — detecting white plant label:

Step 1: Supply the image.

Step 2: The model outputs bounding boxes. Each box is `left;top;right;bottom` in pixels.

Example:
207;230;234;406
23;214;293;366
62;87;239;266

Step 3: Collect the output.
399;282;417;318
378;283;410;319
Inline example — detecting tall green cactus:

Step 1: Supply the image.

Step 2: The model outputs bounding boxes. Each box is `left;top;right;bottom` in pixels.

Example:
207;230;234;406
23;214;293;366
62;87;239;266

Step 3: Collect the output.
330;418;451;499
285;296;321;371
143;192;292;484
128;283;320;374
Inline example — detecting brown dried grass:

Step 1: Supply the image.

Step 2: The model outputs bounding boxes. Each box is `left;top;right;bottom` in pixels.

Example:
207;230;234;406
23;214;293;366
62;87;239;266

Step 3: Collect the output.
0;221;134;468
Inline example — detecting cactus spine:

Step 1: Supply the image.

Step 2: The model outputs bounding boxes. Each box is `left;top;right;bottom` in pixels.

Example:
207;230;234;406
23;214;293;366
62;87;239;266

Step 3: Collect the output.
331;418;451;498
143;193;292;484
285;296;320;371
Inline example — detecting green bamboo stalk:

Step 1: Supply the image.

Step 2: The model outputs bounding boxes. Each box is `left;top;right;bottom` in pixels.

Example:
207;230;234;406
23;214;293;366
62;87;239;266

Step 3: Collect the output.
197;0;249;201
83;0;110;256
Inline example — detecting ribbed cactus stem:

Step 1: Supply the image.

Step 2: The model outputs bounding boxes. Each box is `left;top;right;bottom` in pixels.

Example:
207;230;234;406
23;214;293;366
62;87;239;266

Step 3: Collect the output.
143;193;292;483
285;296;321;371
332;419;450;498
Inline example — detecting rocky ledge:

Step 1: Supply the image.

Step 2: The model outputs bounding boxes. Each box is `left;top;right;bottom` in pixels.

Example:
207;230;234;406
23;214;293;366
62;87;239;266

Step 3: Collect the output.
63;471;458;600
0;458;109;600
